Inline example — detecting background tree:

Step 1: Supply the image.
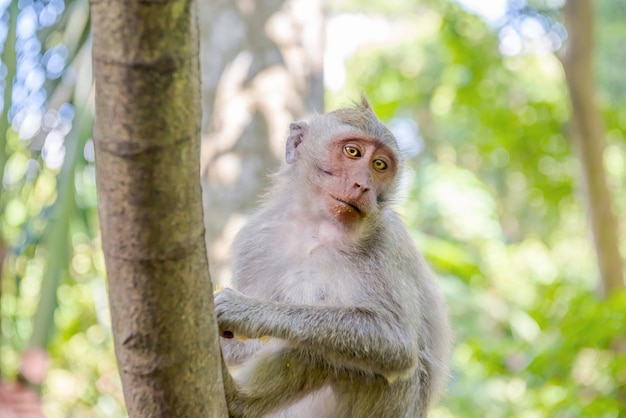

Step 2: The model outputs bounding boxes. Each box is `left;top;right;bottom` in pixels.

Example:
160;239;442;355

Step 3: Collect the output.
91;0;226;416
561;0;623;296
197;0;324;284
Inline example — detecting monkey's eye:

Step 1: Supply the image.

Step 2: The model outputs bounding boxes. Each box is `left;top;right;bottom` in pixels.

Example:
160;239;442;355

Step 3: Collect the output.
344;146;361;158
372;159;388;171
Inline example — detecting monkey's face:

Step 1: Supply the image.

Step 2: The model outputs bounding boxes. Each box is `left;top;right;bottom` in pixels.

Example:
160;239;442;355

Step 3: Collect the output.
316;137;397;225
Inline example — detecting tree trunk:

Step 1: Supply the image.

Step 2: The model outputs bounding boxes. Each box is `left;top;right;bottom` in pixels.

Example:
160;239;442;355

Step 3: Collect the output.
91;0;227;416
197;0;324;285
562;0;624;296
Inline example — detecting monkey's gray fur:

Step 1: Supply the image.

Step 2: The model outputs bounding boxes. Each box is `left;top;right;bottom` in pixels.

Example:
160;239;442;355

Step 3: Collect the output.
215;97;450;418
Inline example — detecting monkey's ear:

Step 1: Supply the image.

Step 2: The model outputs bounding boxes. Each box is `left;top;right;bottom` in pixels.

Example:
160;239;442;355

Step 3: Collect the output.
285;121;308;164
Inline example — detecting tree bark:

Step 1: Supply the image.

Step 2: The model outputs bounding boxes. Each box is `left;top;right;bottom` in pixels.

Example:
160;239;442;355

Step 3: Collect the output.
562;0;624;296
91;0;227;416
197;0;324;285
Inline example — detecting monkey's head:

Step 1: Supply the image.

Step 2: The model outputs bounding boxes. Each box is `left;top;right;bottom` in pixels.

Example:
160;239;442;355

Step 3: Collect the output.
285;97;402;226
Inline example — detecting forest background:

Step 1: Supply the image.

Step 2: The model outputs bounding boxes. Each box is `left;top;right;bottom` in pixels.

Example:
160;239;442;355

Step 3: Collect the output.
1;0;625;417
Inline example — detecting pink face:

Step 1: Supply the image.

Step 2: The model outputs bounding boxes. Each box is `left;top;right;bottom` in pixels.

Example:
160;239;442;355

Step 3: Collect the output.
317;137;397;224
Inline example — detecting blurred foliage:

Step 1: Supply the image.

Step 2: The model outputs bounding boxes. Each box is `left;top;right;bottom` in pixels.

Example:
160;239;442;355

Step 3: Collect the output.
0;0;624;417
329;0;626;417
1;0;125;416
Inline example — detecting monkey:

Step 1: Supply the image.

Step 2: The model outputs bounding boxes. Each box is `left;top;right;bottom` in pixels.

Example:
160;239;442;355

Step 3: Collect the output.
214;97;450;418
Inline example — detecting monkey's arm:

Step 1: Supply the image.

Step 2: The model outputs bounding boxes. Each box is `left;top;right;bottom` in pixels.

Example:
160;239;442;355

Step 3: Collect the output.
214;288;417;378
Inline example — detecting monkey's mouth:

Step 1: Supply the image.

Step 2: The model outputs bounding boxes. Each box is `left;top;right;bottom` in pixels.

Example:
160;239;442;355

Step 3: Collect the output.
326;195;365;224
332;197;362;215
331;195;363;217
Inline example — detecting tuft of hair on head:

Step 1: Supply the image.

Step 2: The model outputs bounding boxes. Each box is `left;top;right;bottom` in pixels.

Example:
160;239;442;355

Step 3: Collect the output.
329;95;400;154
356;93;372;111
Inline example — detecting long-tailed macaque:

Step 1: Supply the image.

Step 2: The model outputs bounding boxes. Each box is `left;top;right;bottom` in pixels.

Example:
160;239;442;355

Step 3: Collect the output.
214;97;450;418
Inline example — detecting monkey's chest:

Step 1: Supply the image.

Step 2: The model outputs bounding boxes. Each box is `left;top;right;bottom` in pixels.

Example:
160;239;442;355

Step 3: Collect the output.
277;253;359;306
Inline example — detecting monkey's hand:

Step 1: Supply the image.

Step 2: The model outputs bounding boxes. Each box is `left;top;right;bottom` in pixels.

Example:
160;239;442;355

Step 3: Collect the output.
214;288;266;340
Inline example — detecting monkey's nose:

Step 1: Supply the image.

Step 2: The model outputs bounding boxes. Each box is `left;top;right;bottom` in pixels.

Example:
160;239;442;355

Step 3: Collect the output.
353;182;370;193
